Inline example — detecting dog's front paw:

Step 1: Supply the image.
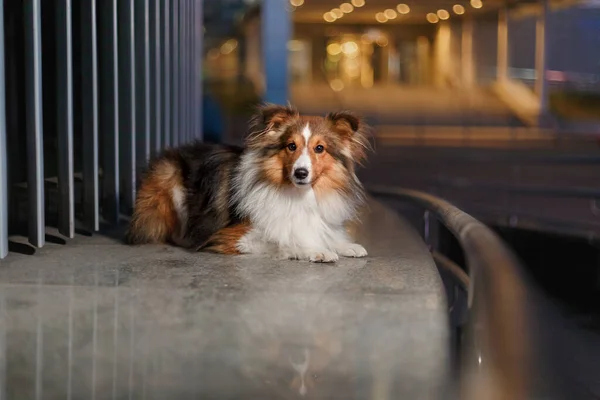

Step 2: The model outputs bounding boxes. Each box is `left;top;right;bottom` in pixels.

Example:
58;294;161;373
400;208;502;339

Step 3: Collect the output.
276;247;339;263
308;250;339;263
276;248;300;260
335;243;368;258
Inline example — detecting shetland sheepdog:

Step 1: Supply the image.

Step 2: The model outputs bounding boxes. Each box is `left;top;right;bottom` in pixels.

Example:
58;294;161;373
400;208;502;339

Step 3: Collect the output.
125;104;371;263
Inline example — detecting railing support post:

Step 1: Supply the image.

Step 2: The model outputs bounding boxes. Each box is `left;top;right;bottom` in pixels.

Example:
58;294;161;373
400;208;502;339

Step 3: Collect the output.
0;0;7;258
56;0;75;239
24;0;45;248
81;0;100;232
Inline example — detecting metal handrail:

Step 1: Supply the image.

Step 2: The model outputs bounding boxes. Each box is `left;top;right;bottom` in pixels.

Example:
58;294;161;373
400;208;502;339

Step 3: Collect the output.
368;185;542;400
432;251;470;291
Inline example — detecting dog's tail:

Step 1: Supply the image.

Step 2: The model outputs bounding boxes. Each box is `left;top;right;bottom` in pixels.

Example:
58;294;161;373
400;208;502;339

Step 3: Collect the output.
125;158;186;245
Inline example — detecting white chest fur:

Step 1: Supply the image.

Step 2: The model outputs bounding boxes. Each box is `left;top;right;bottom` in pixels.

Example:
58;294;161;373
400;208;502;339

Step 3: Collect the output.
238;182;353;250
233;153;355;250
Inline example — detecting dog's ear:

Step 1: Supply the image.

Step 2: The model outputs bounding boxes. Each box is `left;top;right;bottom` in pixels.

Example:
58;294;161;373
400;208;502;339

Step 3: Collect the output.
250;103;298;132
247;103;298;147
326;111;360;134
327;111;371;165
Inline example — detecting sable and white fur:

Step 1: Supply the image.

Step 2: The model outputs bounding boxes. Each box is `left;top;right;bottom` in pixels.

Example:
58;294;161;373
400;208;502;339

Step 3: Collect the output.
125;104;371;263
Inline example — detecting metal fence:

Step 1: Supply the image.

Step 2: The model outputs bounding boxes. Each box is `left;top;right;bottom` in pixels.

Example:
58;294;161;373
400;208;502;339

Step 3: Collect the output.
0;0;203;259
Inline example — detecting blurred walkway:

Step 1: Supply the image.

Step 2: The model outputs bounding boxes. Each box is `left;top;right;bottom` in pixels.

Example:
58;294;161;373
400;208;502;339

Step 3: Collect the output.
374;125;599;150
360;136;600;240
291;84;521;127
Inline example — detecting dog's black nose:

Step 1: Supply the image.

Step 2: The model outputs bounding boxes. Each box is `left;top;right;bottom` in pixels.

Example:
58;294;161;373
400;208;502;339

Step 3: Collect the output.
294;168;309;180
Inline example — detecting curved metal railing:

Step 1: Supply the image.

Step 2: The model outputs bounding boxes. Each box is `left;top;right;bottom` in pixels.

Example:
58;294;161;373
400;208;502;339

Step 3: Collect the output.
368;185;546;400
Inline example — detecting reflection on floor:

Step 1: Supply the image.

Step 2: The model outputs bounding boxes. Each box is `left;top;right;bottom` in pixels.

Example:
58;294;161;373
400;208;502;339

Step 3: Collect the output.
0;200;449;399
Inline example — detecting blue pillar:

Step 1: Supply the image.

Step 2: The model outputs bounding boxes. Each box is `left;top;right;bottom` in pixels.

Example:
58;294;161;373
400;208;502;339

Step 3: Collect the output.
262;0;290;105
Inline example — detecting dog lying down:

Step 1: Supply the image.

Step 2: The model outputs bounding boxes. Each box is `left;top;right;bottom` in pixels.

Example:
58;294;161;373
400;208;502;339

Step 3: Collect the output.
125;104;371;263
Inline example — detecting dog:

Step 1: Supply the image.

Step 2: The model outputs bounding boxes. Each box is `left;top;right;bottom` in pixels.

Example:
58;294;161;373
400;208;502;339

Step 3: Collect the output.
125;104;371;263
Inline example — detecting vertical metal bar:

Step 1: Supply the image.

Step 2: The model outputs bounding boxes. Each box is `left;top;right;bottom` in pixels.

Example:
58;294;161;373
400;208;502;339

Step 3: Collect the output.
153;0;162;154
0;0;8;258
24;0;45;248
118;0;136;212
81;0;100;232
99;0;120;223
187;0;194;140
191;0;197;140
57;0;75;238
189;0;194;141
171;0;179;147
179;0;186;145
195;0;203;141
179;0;185;144
187;0;192;142
135;0;150;167
187;0;194;141
162;0;171;148
185;0;190;142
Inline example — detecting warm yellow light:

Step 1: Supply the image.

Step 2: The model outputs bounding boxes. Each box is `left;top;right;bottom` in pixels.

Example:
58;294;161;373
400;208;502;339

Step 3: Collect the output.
220;39;238;55
330;79;344;92
426;13;439;23
470;0;483;8
437;9;450;20
396;4;410;14
327;42;342;55
323;12;336;22
287;40;303;51
341;41;359;54
290;0;304;6
375;12;388;23
340;3;354;13
384;9;397;19
453;4;465;14
331;8;344;18
351;0;365;7
376;36;388;47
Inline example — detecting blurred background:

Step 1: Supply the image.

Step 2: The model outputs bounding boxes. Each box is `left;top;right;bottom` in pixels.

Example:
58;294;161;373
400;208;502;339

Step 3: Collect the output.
0;0;599;398
203;0;600;330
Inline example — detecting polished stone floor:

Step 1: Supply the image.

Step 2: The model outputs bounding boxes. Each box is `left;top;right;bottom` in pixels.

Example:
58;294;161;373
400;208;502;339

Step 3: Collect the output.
0;200;450;399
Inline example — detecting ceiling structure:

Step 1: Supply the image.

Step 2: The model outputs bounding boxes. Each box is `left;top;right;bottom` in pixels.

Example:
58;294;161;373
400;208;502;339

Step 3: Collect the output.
291;0;520;24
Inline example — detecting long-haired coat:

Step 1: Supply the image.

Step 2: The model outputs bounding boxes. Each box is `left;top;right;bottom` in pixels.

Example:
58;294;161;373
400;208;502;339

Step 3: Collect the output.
125;104;370;263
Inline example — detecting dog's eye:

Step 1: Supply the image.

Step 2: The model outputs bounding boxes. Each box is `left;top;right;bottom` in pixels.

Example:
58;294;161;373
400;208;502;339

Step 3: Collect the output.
314;145;324;153
287;143;297;151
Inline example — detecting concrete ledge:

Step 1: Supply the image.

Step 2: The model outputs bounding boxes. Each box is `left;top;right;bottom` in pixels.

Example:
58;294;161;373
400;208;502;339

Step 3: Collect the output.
0;198;450;399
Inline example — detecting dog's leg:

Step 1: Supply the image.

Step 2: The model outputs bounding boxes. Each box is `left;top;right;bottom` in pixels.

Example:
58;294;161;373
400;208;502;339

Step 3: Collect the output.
333;243;368;258
277;246;339;263
330;228;368;258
